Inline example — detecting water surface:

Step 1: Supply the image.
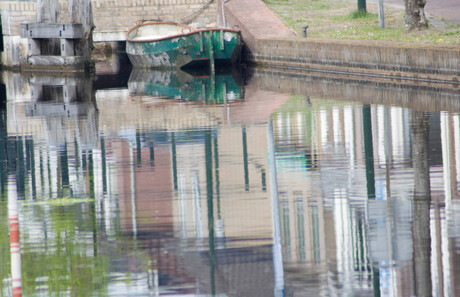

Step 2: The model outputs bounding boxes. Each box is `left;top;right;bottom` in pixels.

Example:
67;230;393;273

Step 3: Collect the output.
1;66;460;297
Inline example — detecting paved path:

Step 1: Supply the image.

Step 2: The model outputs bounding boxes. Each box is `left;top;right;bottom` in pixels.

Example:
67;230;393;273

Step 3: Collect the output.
381;0;460;25
224;0;296;51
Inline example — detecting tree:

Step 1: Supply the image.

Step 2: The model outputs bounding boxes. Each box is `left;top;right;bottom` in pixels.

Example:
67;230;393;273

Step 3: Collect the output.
405;0;428;31
358;0;366;12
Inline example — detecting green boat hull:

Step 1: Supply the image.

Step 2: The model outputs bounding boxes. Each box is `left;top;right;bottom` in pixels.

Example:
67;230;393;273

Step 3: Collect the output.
126;22;242;69
128;69;244;104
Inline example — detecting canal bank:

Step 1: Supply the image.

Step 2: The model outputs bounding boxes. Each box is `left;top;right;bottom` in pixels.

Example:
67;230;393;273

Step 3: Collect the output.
0;0;458;82
222;0;460;84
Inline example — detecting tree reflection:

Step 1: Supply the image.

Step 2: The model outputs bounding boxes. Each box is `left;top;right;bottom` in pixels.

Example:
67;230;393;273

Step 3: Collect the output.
0;74;110;296
19;204;108;296
410;111;432;297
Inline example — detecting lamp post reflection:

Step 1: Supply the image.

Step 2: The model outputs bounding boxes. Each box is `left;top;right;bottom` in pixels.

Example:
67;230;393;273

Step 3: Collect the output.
205;130;216;295
268;121;285;297
363;105;381;297
8;175;22;297
410;111;432;297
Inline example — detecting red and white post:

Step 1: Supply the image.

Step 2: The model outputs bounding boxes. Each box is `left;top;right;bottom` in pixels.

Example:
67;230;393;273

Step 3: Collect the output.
8;177;22;297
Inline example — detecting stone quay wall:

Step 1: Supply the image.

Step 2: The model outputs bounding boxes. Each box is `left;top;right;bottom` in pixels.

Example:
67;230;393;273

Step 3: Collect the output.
223;0;460;84
251;38;460;83
0;0;217;69
252;68;460;113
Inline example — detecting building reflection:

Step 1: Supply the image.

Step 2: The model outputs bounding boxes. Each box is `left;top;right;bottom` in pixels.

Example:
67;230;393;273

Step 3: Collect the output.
266;82;460;296
0;69;286;296
2;68;460;296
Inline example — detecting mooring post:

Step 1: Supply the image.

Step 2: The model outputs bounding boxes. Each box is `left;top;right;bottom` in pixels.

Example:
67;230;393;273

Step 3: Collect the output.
36;0;60;55
69;0;94;67
302;24;309;38
37;0;59;23
22;0;94;71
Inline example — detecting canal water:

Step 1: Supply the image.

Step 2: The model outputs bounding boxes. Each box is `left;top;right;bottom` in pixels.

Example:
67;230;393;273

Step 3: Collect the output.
1;61;460;297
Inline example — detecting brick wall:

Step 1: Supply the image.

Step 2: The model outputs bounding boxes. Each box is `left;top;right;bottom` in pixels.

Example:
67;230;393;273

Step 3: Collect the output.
1;0;217;36
92;0;217;32
1;2;37;36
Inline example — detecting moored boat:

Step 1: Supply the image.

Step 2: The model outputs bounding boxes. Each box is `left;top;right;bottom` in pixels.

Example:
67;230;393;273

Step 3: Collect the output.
126;21;242;69
128;68;244;104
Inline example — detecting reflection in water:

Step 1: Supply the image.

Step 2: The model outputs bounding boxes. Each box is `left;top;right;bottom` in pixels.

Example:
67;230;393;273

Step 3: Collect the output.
26;75;99;151
128;68;244;104
268;120;285;297
8;176;22;297
411;111;432;297
1;68;460;296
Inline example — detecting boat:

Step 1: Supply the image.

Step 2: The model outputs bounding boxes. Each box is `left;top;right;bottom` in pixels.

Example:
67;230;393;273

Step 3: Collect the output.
128;68;244;104
125;21;242;69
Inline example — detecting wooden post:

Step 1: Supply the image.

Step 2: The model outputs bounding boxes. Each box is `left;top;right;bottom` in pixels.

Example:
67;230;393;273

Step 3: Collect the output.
63;84;77;103
69;0;94;69
30;85;43;101
25;0;94;71
28;39;41;56
37;0;60;55
60;39;75;57
37;0;59;23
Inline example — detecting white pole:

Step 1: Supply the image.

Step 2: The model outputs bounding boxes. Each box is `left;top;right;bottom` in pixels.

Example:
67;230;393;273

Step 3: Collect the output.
129;147;137;238
378;0;385;28
268;121;284;297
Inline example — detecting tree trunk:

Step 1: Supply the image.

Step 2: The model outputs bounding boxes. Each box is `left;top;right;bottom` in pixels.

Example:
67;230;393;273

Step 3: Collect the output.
357;0;366;13
405;0;428;31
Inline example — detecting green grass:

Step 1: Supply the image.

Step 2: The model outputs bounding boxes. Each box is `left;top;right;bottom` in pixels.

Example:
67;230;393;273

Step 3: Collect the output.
264;0;460;44
26;197;95;206
345;10;378;20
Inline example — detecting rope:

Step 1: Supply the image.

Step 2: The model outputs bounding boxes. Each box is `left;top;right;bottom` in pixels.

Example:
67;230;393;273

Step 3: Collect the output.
166;0;215;24
222;0;226;27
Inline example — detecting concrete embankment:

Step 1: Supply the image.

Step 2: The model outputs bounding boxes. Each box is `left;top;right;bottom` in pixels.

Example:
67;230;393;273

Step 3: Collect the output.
252;38;460;83
251;68;460;112
223;0;460;84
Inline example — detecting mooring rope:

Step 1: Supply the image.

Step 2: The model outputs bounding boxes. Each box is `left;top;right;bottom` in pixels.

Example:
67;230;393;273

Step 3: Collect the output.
166;0;215;24
222;0;226;27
